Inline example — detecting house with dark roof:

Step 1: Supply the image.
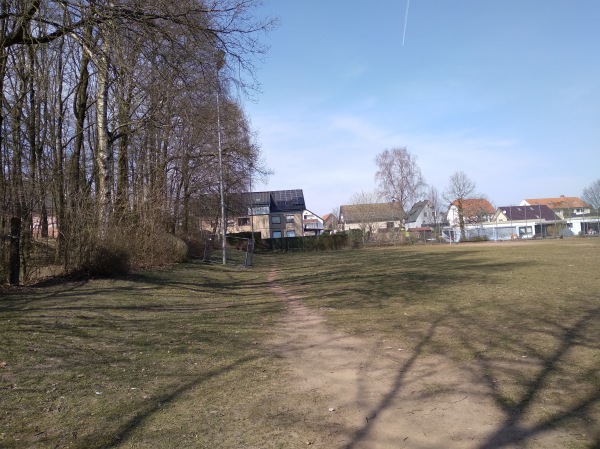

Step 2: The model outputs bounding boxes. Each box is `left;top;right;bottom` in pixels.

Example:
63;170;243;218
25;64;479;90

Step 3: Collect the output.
229;189;308;239
491;204;564;239
442;202;564;242
405;200;436;230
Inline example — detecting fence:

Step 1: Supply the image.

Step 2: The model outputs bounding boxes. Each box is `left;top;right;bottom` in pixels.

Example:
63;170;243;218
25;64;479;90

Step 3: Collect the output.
201;234;255;267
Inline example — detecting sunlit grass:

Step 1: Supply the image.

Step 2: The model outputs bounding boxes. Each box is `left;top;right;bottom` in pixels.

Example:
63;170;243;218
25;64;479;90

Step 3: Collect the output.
273;239;600;442
1;239;599;448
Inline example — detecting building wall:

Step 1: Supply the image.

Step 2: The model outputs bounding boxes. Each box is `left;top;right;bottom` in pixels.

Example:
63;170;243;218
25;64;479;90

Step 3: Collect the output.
230;212;304;238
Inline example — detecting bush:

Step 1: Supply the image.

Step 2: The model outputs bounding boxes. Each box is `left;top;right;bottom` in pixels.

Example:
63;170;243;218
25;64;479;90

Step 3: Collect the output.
83;243;131;277
465;235;490;242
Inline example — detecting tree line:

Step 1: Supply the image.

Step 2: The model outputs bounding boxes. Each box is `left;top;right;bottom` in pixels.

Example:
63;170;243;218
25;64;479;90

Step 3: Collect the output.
1;0;273;281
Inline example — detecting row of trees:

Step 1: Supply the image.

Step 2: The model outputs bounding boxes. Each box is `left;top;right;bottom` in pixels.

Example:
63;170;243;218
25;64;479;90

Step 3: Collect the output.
1;1;273;281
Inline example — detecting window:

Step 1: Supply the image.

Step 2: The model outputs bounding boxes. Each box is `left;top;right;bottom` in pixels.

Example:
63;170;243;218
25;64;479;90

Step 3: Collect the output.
386;222;394;229
238;217;250;226
272;231;282;238
271;216;281;224
286;230;296;237
286;215;295;223
249;206;269;215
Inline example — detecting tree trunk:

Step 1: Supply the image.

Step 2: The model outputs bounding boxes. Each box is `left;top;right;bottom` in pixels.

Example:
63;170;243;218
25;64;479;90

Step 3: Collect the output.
9;217;21;285
96;38;112;233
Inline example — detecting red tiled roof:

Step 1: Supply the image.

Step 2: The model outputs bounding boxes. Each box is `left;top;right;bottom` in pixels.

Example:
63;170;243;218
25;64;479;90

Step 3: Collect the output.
451;198;495;215
524;196;589;209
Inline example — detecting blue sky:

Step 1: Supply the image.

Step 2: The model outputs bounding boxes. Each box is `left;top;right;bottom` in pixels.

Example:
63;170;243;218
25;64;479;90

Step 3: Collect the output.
244;1;600;217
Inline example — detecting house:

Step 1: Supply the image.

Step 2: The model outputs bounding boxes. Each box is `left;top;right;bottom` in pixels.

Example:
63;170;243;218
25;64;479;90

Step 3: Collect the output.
339;202;406;235
521;196;590;219
32;213;59;239
229;189;307;239
492;204;560;239
447;198;495;227
405;200;436;230
442;203;564;241
302;210;324;236
322;213;339;232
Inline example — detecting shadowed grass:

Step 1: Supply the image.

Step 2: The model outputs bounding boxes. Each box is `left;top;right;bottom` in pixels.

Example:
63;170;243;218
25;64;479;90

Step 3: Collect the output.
0;258;315;448
272;239;600;448
1;240;599;448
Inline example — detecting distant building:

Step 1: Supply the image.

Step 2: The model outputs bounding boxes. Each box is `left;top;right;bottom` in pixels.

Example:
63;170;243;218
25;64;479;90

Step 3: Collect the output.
405;200;436;229
521;196;590;219
447;198;495;226
302;210;324;236
339;202;406;234
322;213;339;232
227;189;311;239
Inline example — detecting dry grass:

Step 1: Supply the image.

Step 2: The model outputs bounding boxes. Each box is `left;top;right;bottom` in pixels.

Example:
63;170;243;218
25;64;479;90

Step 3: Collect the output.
1;239;599;448
0;259;311;448
273;239;600;446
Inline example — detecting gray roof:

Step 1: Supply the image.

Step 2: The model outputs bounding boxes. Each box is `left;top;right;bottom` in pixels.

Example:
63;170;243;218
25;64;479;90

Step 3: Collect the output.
241;189;306;213
497;204;558;221
340;203;406;224
407;200;429;223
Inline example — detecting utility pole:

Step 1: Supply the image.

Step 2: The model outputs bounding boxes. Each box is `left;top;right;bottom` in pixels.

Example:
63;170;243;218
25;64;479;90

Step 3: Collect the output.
216;51;227;265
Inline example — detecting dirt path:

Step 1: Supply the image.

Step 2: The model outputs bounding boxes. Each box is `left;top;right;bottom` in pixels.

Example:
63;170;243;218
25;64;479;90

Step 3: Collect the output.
268;270;569;449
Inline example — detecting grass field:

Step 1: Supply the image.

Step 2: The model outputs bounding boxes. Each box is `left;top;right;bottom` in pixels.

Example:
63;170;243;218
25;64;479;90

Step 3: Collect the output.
1;238;599;448
273;239;600;447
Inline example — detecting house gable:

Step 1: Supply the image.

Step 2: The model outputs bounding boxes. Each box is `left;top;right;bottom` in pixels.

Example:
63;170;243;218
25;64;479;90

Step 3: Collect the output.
447;198;495;225
406;200;435;228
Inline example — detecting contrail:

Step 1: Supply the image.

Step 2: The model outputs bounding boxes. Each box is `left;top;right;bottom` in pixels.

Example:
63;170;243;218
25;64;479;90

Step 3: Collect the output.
402;0;411;46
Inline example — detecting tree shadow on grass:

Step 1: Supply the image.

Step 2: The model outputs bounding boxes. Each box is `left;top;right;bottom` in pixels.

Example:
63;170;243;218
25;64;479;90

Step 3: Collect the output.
0;259;284;448
458;304;600;449
273;246;600;448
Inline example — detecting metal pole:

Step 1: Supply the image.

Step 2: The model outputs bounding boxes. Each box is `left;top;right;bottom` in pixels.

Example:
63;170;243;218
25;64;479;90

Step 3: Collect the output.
216;52;226;265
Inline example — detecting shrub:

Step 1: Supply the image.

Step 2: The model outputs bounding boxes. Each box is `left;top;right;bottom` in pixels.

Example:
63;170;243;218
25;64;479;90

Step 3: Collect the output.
83;243;131;277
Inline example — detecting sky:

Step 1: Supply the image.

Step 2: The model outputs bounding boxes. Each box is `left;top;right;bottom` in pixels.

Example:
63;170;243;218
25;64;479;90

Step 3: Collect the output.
243;1;600;217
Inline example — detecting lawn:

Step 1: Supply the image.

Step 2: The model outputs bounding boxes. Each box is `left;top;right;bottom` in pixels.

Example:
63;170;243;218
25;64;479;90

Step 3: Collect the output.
273;238;600;447
0;261;298;448
1;238;599;448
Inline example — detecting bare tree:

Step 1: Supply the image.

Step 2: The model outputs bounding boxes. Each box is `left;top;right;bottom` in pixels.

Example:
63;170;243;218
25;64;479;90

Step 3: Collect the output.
444;171;477;241
427;185;445;240
583;179;600;232
1;0;275;281
375;147;426;228
583;179;600;213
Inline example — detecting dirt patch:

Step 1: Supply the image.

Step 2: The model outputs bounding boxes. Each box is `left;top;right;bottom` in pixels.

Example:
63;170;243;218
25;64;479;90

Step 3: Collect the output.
268;270;573;449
